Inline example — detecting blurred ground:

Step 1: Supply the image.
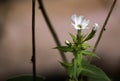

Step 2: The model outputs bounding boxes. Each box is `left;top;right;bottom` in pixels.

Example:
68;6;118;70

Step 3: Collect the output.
0;0;120;81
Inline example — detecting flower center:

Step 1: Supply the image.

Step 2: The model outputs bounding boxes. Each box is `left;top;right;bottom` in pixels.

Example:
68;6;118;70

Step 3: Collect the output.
77;25;82;28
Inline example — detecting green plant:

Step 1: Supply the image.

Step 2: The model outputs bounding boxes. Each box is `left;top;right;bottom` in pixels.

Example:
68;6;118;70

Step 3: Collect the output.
55;14;111;81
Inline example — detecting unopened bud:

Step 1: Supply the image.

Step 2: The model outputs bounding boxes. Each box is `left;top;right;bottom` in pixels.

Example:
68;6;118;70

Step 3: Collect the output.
92;23;99;31
65;40;71;46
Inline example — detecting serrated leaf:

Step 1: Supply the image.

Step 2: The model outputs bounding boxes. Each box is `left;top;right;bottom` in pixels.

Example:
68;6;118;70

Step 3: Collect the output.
55;46;73;52
81;62;111;81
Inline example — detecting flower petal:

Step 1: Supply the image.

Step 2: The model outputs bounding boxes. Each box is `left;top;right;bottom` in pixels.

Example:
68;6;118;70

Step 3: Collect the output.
78;16;84;25
71;14;77;23
83;19;89;26
71;22;78;30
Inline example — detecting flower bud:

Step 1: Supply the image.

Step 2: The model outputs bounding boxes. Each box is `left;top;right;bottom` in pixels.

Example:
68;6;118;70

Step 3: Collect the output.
65;40;71;46
92;23;99;31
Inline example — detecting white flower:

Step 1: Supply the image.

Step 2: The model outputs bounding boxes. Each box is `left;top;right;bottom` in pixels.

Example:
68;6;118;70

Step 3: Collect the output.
92;23;99;31
71;14;90;30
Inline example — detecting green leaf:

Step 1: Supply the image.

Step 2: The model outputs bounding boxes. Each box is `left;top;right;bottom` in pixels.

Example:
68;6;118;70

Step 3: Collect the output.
82;34;87;39
81;62;111;81
81;43;90;50
81;50;97;57
60;61;72;68
81;34;87;42
55;46;73;52
69;33;77;43
60;62;73;78
6;75;45;81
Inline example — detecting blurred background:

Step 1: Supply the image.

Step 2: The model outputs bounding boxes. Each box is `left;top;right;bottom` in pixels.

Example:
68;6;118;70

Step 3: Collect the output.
0;0;120;81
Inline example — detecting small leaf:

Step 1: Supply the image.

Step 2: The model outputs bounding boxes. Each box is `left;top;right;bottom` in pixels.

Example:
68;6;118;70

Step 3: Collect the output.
81;43;91;50
81;62;111;81
81;34;87;42
82;34;87;39
60;62;73;78
69;33;77;43
60;61;72;68
81;50;97;57
55;46;73;52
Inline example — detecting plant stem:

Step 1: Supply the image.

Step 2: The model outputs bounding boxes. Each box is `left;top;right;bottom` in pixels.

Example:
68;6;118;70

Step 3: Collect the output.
31;0;36;81
92;0;117;52
37;0;67;62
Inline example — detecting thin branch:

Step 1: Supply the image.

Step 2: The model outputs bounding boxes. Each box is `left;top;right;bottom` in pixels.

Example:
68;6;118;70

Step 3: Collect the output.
92;0;117;52
37;0;67;62
31;0;36;81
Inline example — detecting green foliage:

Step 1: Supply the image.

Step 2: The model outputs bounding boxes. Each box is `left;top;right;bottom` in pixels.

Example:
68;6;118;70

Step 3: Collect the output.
6;75;45;81
55;29;111;81
60;61;73;78
81;50;98;57
55;46;73;52
69;33;77;43
81;43;90;50
81;61;111;81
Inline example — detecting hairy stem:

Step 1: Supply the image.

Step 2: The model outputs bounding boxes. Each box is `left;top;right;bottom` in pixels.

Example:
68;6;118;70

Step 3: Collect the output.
37;0;67;62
